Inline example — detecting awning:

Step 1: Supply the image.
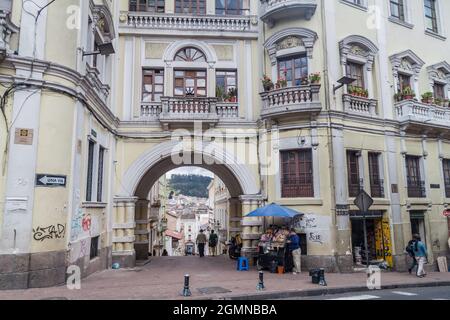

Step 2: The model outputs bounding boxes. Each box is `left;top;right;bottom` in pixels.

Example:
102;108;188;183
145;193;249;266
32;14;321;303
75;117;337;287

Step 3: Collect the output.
164;230;183;240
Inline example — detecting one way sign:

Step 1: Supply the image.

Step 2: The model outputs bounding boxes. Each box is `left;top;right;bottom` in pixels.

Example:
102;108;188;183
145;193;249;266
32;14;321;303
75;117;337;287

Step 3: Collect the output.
36;174;67;187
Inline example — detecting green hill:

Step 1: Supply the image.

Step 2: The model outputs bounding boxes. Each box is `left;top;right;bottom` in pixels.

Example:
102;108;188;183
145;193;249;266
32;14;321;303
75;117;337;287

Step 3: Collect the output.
168;174;212;198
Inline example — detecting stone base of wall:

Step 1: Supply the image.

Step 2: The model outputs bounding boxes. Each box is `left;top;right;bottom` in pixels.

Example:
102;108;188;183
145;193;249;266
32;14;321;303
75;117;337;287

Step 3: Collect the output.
134;244;149;261
0;247;112;290
112;251;136;268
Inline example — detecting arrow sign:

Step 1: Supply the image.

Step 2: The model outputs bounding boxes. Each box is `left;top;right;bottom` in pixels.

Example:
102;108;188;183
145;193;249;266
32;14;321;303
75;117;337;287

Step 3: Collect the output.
354;190;374;213
36;174;67;187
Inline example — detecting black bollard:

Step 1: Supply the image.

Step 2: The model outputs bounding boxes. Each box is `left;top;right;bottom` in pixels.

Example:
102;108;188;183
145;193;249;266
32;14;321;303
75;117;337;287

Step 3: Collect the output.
181;274;192;297
256;271;265;291
319;268;327;287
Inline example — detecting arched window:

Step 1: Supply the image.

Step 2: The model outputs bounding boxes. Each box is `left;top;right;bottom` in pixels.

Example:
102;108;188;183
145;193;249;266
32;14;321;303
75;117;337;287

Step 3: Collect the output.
174;47;206;62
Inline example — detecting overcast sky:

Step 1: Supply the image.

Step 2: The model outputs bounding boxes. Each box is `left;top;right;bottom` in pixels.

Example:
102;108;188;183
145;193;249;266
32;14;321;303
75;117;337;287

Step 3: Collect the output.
165;167;214;178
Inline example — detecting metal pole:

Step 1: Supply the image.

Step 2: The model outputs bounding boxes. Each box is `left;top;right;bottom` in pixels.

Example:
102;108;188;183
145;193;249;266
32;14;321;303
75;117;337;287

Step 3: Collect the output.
363;214;369;268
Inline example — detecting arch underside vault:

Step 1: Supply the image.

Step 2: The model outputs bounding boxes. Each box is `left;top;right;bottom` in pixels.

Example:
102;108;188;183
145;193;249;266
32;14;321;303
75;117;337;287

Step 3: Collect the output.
112;141;263;267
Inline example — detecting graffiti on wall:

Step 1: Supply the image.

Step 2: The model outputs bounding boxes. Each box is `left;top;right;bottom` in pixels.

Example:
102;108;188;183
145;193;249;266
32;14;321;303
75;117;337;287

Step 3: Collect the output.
82;214;92;232
292;214;330;245
33;224;66;242
308;232;324;244
70;208;83;241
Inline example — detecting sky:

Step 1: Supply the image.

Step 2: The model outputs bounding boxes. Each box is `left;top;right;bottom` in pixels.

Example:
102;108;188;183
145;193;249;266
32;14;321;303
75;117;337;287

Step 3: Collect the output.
165;167;214;179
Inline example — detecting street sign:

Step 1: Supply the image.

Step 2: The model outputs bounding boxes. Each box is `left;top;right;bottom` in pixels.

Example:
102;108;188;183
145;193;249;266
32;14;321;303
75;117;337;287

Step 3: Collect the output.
36;174;67;187
354;190;374;213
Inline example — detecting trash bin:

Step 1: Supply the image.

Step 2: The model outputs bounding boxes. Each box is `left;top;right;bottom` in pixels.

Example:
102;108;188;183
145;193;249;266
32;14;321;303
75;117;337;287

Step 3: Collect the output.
309;268;320;284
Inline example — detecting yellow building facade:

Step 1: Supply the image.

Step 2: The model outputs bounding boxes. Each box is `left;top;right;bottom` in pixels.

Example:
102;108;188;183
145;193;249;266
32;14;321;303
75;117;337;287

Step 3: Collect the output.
1;0;450;289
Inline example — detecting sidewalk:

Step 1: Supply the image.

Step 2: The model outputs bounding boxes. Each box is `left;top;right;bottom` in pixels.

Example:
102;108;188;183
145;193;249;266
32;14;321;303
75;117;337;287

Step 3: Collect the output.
0;256;449;300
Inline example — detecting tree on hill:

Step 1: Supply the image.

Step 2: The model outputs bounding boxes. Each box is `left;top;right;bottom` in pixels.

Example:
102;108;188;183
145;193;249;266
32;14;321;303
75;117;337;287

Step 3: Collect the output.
168;174;212;198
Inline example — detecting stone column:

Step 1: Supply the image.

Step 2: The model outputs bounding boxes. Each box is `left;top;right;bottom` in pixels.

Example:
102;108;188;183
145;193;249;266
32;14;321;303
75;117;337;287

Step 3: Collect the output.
134;199;150;260
112;196;138;267
332;128;353;272
240;195;263;260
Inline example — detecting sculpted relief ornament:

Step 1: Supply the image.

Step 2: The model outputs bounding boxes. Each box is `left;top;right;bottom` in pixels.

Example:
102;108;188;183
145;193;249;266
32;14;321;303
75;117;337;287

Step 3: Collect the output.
275;36;304;51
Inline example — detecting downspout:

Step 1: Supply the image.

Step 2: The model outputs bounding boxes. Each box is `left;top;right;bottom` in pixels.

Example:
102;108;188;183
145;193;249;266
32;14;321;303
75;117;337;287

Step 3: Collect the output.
320;0;340;270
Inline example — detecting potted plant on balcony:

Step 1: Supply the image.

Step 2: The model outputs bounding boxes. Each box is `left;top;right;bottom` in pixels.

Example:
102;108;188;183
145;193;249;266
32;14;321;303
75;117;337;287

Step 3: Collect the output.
361;89;369;98
394;92;403;102
309;72;321;84
435;97;443;106
402;86;415;100
216;86;225;102
421;92;433;104
227;88;238;103
300;76;310;86
262;75;274;92
276;78;288;89
444;99;450;107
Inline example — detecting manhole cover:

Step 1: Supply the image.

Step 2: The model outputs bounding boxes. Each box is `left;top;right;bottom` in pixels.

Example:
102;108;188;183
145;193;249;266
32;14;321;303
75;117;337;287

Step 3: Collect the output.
197;287;232;294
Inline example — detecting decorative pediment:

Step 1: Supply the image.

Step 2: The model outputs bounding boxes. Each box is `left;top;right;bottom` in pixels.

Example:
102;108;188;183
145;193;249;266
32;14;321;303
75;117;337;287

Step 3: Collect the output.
389;50;425;76
264;28;318;65
339;35;378;69
90;0;116;42
427;61;450;83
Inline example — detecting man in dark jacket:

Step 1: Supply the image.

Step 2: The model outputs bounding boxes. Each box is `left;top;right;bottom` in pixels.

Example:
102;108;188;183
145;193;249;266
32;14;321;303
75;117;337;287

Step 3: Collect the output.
406;238;417;274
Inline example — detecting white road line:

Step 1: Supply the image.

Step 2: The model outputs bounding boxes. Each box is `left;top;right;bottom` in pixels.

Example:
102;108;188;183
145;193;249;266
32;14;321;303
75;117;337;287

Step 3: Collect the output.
327;295;380;300
391;291;418;296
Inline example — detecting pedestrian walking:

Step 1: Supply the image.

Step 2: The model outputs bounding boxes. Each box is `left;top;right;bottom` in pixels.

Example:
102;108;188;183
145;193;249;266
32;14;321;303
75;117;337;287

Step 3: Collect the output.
196;229;207;258
208;230;218;256
405;238;417;274
287;228;301;274
412;234;428;278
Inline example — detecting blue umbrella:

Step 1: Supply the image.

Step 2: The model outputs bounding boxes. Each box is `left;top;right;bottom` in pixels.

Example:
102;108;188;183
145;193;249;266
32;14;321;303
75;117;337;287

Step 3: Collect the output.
245;203;305;218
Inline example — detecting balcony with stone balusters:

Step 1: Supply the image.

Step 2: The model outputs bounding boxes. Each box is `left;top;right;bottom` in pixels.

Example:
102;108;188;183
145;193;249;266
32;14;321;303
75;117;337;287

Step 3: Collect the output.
260;0;317;27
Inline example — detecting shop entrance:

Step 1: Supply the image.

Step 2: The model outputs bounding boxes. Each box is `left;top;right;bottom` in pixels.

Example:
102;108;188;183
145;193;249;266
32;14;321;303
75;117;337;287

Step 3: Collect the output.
410;211;427;246
350;211;393;267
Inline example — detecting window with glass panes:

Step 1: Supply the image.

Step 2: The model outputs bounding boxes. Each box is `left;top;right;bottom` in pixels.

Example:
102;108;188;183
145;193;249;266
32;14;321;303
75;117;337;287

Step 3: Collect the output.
424;0;438;33
129;0;165;12
280;149;314;198
216;70;237;101
175;0;206;14
390;0;405;20
97;147;105;202
434;82;445;99
277;55;308;87
347;150;361;197
86;140;95;202
398;73;411;92
142;70;164;102
346;61;365;89
215;0;249;15
174;70;207;97
443;159;450;198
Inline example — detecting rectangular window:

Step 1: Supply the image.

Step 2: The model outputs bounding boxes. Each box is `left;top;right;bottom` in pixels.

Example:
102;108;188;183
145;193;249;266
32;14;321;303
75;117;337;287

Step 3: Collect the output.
346;61;365;90
129;0;166;12
424;0;438;33
142;69;164;102
175;0;206;15
405;155;425;198
347;150;362;197
174;70;206;97
97;147;105;202
277;54;308;87
90;236;99;260
368;152;384;198
434;82;445;100
390;0;405;21
86;140;95;202
443;159;450;197
280;149;314;198
398;73;411;92
215;0;249;15
216;70;237;102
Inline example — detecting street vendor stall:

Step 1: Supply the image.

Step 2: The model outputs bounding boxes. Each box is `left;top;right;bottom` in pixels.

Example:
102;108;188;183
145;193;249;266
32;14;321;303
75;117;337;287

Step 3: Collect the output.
245;203;304;273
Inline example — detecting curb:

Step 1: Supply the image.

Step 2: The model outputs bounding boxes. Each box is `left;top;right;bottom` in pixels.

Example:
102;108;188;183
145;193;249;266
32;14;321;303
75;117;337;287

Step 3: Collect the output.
201;280;450;300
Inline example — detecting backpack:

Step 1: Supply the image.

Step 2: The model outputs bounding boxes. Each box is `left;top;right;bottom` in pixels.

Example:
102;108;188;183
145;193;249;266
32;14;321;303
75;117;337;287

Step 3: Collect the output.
406;241;415;256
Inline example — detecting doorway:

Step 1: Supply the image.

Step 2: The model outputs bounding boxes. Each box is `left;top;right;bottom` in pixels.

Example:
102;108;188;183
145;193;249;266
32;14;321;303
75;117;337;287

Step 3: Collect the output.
350;211;393;267
410;211;426;246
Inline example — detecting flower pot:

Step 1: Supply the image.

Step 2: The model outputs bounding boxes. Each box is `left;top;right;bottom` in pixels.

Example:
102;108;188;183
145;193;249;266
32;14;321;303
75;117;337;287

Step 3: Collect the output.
277;266;284;274
404;95;414;100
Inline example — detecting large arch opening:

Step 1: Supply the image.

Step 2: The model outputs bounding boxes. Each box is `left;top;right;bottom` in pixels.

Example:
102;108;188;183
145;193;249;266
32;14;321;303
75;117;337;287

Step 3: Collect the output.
112;141;263;267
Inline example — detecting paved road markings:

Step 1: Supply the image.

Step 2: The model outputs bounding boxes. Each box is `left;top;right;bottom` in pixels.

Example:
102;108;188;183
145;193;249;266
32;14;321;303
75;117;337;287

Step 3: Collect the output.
391;291;418;296
327;295;380;300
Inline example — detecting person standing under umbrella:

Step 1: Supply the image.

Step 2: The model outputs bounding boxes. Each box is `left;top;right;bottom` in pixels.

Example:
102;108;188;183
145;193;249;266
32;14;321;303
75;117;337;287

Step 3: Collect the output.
287;228;301;274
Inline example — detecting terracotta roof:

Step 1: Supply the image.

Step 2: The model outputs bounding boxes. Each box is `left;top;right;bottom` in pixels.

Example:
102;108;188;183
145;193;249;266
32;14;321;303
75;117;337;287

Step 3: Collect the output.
164;230;183;240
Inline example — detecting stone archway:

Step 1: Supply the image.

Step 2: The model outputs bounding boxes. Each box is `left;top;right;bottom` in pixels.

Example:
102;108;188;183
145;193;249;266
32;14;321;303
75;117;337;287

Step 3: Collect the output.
112;140;263;267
